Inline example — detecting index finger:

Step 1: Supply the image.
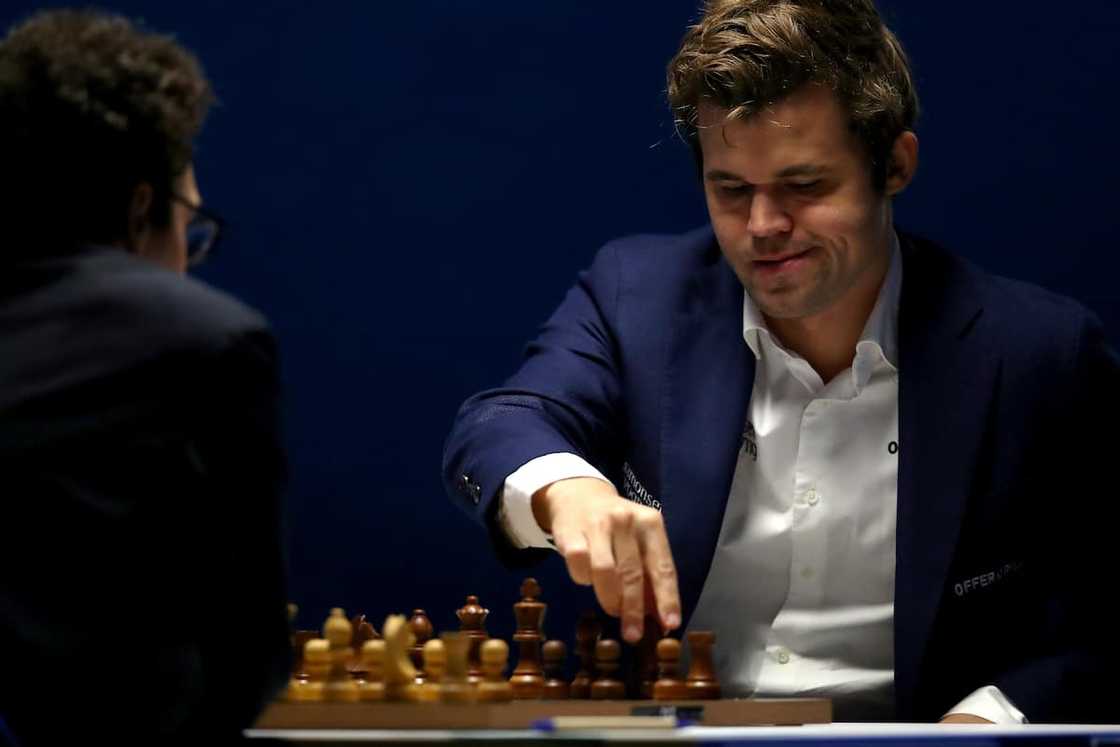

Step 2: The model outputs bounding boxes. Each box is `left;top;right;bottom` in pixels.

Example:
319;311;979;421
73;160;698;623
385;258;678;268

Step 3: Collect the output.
636;512;681;632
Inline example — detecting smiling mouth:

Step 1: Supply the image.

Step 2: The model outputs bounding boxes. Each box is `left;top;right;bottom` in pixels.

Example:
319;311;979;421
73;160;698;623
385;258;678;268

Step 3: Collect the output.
753;247;814;269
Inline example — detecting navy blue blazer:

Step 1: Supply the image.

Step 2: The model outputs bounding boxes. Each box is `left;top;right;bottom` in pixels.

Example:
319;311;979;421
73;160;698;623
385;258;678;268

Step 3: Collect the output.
443;226;1118;722
0;246;291;744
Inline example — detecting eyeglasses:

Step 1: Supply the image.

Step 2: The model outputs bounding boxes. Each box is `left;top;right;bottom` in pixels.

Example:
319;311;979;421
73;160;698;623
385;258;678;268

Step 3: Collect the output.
172;193;224;267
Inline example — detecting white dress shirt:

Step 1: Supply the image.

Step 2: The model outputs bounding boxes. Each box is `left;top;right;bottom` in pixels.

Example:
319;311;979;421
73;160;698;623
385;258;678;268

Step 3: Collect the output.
499;234;1025;724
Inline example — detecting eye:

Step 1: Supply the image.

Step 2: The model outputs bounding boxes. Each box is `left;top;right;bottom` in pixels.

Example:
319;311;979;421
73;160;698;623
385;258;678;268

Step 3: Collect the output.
716;183;752;196
787;180;821;192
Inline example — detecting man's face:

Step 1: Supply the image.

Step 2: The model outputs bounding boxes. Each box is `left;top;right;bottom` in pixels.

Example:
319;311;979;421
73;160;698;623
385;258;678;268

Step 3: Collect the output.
698;86;894;322
139;166;199;274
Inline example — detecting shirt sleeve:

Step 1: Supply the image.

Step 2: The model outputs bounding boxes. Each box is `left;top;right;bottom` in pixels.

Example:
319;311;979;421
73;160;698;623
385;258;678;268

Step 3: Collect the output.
943;685;1028;724
498;452;613;549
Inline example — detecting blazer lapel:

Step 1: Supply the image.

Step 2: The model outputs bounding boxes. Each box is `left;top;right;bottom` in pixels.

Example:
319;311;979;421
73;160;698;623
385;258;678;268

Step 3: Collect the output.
894;235;1000;717
661;246;755;624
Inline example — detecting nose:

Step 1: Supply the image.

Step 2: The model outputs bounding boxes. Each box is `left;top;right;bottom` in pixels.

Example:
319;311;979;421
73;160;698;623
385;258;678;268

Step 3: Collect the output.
746;190;792;238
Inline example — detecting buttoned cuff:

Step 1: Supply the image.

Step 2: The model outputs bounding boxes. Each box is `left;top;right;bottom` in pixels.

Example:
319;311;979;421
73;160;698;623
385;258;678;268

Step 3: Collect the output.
943;685;1028;724
498;453;612;550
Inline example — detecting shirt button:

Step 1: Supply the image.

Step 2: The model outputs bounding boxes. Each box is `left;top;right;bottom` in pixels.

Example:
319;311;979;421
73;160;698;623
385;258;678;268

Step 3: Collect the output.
800;566;814;579
806;489;820;506
777;649;791;665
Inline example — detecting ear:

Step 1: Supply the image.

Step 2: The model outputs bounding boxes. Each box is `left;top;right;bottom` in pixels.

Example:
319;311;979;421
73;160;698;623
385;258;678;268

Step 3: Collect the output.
126;182;154;253
885;130;919;197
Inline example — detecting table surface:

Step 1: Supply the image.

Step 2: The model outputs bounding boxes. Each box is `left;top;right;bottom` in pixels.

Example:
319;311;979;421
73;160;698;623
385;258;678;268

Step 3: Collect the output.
246;722;1120;745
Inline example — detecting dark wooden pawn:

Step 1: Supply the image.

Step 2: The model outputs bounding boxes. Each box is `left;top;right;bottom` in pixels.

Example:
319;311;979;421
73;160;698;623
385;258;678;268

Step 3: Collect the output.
590;639;625;699
569;610;600;699
652;637;688;700
408;609;434;684
542;639;570;699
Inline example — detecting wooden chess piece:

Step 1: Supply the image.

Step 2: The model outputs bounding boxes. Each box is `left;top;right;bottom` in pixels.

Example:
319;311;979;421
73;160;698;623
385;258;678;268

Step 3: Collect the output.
590;639;625;699
381;614;419;701
542;640;570;699
409;609;434;684
509;577;546;699
652;637;688;701
287;638;329;701
324;608;359;702
455;596;489;684
357;639;387;701
415;639;447;703
685;630;721;699
636;621;659;698
352;614;379;646
569;610;600;699
348;613;378;681
476;639;514;702
439;631;476;703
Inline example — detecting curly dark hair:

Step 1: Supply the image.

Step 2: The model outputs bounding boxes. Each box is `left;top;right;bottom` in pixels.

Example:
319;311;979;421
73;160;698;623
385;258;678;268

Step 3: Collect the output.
0;9;214;253
667;0;918;192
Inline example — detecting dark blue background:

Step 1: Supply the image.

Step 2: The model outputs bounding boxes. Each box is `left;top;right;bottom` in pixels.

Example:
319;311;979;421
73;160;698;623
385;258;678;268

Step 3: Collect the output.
4;2;1117;643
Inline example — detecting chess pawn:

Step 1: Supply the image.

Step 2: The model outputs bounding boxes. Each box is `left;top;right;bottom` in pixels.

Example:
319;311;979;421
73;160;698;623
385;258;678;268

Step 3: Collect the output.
409;609;434;684
542;640;569;699
357;639;387;701
287;638;329;701
652;637;688;701
685;630;721;699
509;577;546;699
455;596;489;684
569;610;600;699
415;639;447;703
476;639;514;702
590;639;626;699
323;608;359;701
439;632;476;704
381;614;419;701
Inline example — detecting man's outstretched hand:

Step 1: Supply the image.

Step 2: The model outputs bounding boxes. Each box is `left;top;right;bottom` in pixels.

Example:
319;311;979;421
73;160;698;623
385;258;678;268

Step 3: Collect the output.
532;477;681;643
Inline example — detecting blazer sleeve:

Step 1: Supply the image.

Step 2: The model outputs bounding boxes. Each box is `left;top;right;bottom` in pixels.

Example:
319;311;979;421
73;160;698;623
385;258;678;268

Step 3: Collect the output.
989;312;1120;722
442;242;625;566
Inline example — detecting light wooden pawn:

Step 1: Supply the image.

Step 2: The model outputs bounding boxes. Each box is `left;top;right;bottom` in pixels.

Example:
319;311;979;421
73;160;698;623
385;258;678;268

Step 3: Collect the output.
286;638;329;701
477;639;513;702
358;639;387;701
323;608;359;702
415;639;447;703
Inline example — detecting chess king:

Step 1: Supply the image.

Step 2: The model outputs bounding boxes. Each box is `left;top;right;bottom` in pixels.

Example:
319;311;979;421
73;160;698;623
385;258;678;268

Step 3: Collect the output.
443;0;1117;725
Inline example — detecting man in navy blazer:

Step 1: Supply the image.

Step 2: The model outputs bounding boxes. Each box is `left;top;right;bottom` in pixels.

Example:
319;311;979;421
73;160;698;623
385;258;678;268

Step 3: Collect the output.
444;0;1116;723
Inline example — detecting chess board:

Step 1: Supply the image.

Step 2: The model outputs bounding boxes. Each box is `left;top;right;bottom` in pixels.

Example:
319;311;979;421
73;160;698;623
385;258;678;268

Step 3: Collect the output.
279;578;832;731
256;697;832;730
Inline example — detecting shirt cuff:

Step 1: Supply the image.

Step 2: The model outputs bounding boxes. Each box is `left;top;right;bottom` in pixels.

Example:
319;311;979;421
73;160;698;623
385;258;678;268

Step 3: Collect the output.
498;453;612;550
943;685;1028;724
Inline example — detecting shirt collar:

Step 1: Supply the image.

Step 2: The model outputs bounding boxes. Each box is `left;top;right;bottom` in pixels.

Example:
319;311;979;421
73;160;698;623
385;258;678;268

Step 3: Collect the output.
741;231;902;391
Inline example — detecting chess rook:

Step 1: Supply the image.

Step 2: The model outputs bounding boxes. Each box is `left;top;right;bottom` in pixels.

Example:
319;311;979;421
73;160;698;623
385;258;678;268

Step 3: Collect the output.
685;630;721;699
439;631;475;703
